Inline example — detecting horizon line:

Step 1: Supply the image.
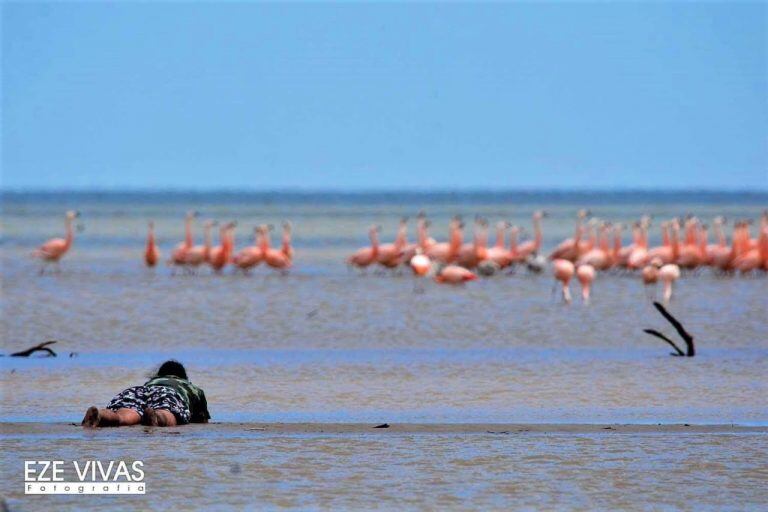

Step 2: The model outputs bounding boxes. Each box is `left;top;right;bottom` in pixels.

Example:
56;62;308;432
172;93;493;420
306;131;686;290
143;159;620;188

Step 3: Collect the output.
2;187;767;195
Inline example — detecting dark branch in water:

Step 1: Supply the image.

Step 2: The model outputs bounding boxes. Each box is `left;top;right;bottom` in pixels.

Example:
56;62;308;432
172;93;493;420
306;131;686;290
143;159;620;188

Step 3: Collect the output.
10;340;58;357
643;329;685;357
653;302;695;357
644;302;695;357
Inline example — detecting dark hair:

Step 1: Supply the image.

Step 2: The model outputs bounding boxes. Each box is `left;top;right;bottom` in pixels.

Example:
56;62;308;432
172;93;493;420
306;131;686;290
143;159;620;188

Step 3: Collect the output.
156;360;188;380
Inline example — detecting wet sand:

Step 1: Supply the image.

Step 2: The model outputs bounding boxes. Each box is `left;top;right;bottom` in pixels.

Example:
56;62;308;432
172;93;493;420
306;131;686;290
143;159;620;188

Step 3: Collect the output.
2;422;767;510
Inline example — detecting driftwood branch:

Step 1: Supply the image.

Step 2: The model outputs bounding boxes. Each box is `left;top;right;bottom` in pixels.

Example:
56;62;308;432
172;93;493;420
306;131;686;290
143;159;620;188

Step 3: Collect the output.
643;303;696;357
653;302;695;357
10;340;58;357
643;329;685;356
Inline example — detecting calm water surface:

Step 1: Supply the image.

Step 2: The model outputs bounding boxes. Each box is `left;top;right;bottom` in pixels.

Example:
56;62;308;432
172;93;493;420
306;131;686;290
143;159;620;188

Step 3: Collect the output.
1;191;766;510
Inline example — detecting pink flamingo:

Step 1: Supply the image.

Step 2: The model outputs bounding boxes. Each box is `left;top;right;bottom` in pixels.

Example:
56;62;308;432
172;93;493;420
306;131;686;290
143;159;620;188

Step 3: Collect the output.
576;264;595;304
516;211;546;261
550;210;589;261
641;257;663;299
646;220;680;265
409;248;432;277
434;264;477;284
553;259;575;304
33;210;80;273
456;217;489;269
626;219;651;270
659;263;680;304
732;218;766;274
184;220;217;270
347;225;380;270
576;223;611;270
426;216;463;264
377;218;408;269
232;226;264;273
169;211;199;271
144;221;160;268
263;224;292;272
486;221;513;269
676;218;706;269
705;217;729;265
208;222;236;273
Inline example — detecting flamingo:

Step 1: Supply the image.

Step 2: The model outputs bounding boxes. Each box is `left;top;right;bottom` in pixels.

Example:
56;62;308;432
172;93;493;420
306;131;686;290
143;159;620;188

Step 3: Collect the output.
706;217;729;265
426;216;463;264
377;218;408;269
280;221;294;262
169;211;199;271
456;217;489;269
516;211;546;261
732;219;766;274
144;221;160;268
184;220;217;270
576;264;595;304
553;259;575;304
347;225;381;270
263;224;292;272
232;226;264;273
409;248;432;277
33;210;80;273
208;222;236;273
659;263;680;304
434;264;477;284
576;223;611;270
646;219;680;265
626;219;651;270
550;210;589;261
676;218;706;270
486;221;513;269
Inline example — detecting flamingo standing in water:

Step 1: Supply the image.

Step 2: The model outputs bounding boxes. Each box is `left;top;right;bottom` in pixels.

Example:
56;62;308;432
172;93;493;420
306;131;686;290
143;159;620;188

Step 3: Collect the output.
33;210;80;274
456;217;489;269
576;223;611;270
377;218;408;269
144;221;160;268
642;257;662;286
646;220;681;265
553;259;575;304
184;220;217;272
232;226;264;274
659;263;680;304
486;221;513;269
347;225;380;271
426;216;463;264
576;264;595;304
434;264;477;284
626;219;651;270
409;248;431;277
732;217;766;274
263;224;292;272
169;211;199;272
550;210;588;261
516;211;546;262
208;222;236;273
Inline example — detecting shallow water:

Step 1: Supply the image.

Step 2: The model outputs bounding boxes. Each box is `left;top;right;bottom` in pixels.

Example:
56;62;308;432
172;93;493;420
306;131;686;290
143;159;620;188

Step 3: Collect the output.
1;191;767;426
2;423;767;511
1;191;767;509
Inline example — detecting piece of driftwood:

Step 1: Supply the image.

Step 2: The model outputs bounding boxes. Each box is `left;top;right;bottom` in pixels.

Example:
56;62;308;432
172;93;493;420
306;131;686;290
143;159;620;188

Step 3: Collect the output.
10;340;58;357
643;302;695;357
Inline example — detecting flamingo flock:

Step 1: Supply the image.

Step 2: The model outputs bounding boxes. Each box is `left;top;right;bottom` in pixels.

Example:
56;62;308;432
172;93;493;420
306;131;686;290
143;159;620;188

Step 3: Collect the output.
346;210;768;302
152;213;294;274
32;209;768;301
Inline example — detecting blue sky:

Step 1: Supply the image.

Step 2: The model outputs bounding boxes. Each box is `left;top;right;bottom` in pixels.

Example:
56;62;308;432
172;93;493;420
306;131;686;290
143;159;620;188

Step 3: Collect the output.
2;2;766;190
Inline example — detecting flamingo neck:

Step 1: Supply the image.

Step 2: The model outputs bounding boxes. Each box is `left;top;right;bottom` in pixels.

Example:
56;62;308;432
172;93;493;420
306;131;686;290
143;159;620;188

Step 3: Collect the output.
495;226;505;249
282;230;291;256
509;229;519;253
533;217;542;250
65;218;74;249
370;230;379;257
185;217;193;248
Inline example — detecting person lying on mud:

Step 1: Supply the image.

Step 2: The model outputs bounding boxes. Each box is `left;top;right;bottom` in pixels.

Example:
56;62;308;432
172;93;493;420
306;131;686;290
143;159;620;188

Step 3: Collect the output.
82;360;210;428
